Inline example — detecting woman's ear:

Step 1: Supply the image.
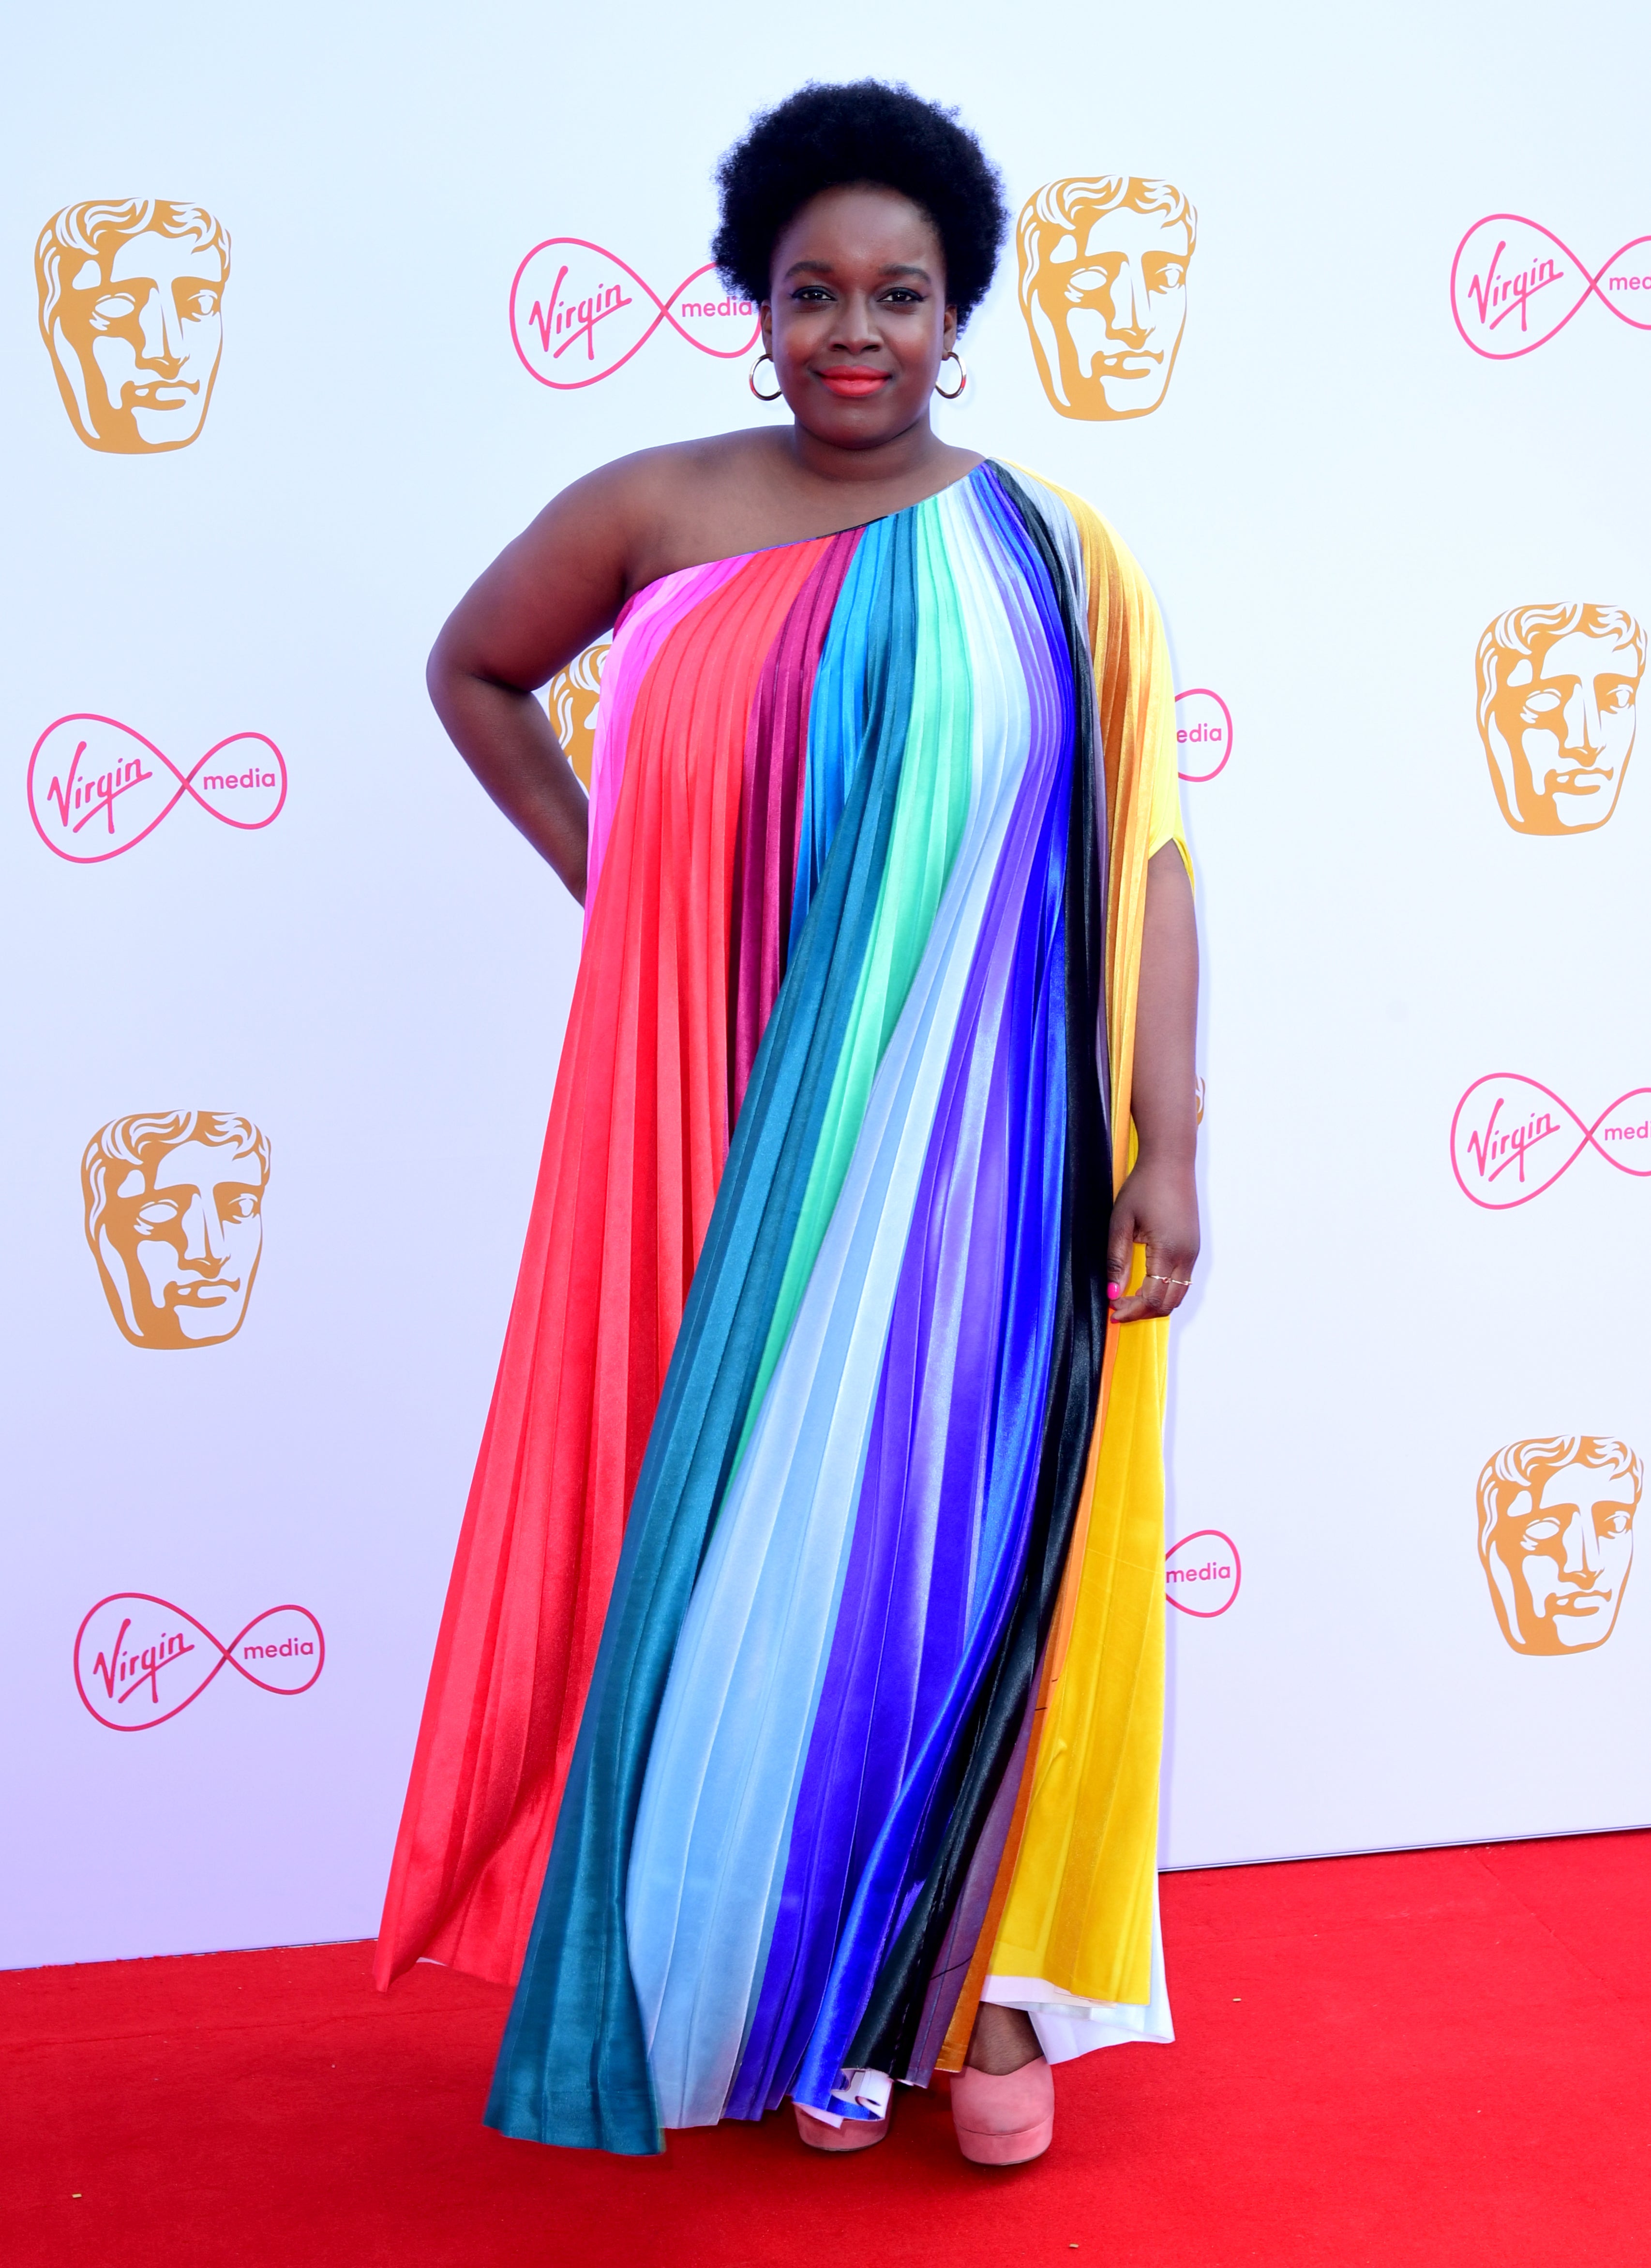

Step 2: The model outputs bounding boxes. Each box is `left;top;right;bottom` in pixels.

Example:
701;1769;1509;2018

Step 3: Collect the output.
942;304;959;353
760;302;773;352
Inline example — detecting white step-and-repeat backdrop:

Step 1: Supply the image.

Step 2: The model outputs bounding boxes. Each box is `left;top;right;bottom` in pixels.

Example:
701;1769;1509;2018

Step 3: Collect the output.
4;0;1647;1967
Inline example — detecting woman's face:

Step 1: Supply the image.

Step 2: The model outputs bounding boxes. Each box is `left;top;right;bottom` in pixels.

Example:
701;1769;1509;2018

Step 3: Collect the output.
763;183;957;449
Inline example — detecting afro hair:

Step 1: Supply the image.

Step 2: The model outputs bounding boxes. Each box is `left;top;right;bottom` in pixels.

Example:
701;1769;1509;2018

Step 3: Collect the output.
712;81;1008;328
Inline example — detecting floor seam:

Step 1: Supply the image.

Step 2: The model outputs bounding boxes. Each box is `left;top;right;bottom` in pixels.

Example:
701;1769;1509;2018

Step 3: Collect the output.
1465;1845;1636;2010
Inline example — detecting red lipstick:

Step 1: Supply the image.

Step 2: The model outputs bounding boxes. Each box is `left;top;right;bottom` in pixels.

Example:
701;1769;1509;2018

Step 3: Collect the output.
819;367;889;399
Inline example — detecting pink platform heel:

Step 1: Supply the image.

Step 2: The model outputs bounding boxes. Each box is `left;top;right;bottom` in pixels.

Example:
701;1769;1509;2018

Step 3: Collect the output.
949;2056;1054;2164
793;2103;889;2152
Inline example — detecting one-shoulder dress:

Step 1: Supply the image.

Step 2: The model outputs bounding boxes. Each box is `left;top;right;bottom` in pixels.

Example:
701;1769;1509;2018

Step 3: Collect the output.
377;459;1188;2154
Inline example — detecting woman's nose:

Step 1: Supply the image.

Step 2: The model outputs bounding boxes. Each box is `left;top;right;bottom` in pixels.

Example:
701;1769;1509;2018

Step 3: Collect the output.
832;295;880;349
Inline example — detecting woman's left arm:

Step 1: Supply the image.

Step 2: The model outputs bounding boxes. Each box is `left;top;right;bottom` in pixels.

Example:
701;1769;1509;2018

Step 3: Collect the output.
1108;842;1201;1323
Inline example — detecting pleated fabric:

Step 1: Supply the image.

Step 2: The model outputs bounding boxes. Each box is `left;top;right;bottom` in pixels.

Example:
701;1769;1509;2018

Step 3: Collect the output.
375;462;1187;2157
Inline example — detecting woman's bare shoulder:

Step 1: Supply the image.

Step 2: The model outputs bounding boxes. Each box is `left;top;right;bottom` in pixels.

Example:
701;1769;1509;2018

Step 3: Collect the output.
549;430;788;586
433;434;783;693
519;427;985;611
555;426;780;519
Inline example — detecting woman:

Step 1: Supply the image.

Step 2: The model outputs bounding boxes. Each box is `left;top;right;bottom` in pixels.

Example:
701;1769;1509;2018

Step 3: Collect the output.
377;81;1199;2167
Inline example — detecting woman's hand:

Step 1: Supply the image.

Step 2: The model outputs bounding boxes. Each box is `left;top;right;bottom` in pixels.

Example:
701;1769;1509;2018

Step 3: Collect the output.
1108;1153;1199;1323
1108;842;1201;1326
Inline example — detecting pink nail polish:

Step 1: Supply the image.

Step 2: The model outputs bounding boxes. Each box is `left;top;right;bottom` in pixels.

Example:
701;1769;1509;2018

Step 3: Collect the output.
1107;1283;1121;1298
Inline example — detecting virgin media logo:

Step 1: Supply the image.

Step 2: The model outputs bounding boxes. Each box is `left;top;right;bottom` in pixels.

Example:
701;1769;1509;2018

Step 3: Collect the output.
1175;688;1232;783
1166;1530;1240;1616
1451;215;1651;359
509;238;760;389
29;715;285;864
1450;1073;1651;1208
73;1593;324;1731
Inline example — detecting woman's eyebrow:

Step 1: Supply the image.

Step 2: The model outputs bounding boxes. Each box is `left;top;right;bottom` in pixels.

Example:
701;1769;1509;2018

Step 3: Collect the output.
780;260;933;281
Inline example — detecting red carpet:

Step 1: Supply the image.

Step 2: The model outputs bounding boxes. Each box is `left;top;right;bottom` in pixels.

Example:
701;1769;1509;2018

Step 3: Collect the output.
4;1832;1647;2268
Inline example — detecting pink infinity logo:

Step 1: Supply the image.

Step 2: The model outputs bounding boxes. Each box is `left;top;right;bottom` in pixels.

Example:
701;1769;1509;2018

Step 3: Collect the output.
1450;1073;1651;1208
1166;1530;1241;1616
1175;687;1232;783
1451;214;1651;359
509;238;761;390
73;1593;324;1731
28;715;286;864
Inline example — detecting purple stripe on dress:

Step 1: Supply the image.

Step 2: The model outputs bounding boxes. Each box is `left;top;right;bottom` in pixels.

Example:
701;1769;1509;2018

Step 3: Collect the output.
786;820;1067;2120
903;1659;1038;2083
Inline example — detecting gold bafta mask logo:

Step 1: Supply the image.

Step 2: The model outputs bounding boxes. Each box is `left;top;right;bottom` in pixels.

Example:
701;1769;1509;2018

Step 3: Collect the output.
1017;177;1196;420
36;201;230;453
547;639;611;787
83;1112;269;1349
1477;1436;1639;1654
1476;605;1645;834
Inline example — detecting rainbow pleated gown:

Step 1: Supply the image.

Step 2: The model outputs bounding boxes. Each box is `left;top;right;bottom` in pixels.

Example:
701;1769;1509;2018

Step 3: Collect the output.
378;460;1186;2155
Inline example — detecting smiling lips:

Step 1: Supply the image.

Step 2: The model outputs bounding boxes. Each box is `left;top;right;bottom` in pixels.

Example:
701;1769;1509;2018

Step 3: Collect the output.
818;366;889;399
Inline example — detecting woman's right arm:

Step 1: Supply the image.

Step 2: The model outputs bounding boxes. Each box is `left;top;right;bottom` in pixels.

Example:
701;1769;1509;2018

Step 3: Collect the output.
426;467;644;904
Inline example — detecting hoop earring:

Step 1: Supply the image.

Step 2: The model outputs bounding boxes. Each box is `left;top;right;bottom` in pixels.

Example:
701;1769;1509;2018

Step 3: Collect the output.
749;350;783;403
933;349;966;401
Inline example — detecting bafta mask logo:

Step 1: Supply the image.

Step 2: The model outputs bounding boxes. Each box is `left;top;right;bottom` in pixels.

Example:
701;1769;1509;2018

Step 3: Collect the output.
547;638;611;787
1018;177;1196;420
1476;605;1645;833
83;1112;269;1349
1477;1436;1639;1655
36;200;230;453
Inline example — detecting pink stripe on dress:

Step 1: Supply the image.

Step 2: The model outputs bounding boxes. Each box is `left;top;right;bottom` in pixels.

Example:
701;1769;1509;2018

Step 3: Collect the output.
585;558;749;932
